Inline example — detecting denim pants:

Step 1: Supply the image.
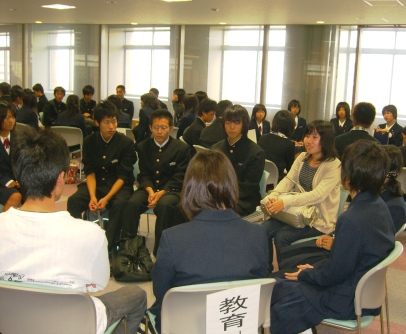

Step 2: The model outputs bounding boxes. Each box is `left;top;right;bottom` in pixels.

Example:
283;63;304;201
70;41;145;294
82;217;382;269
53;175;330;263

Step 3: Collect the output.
96;285;147;333
262;218;323;271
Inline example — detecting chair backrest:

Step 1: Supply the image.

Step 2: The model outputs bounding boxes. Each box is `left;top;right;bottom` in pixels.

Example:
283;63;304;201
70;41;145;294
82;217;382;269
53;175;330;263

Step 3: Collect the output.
397;167;406;194
395;223;406;237
354;241;403;315
247;129;257;143
260;170;270;198
0;280;96;334
117;127;134;140
338;186;349;215
193;144;209;154
169;127;179;139
51;126;83;148
15;122;31;133
264;159;279;190
161;278;276;334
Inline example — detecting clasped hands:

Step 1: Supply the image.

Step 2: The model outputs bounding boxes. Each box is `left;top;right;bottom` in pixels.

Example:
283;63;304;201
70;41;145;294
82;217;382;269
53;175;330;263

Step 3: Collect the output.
89;196;109;212
265;198;284;215
147;189;166;209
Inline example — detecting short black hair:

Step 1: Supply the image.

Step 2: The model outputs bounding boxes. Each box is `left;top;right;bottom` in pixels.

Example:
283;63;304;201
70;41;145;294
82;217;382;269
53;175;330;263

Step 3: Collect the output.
82;85;95;96
32;83;44;94
93;100;120;123
341;140;389;195
0;102;15;131
107;95;123;113
12;128;70;201
116;85;125;91
216;100;233;118
303;120;337;162
382;104;397;119
198;98;217;117
272;110;295;138
150;109;173;127
251;104;267;120
22;91;38;109
195;91;208;103
10;87;24;102
0;82;11;95
335;102;351;119
288;99;301;115
141;93;159;110
222;104;250;137
149;88;159;96
183;94;199;115
181;150;238;219
352;102;376;127
53;86;66;96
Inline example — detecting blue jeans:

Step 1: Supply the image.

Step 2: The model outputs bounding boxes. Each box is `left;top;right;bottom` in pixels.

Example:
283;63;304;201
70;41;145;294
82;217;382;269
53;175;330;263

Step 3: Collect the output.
96;285;147;333
262;218;323;271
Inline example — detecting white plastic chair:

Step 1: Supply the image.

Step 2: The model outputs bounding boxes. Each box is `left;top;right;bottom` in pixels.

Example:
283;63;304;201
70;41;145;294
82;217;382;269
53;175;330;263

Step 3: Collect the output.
145;278;276;334
395;223;406;237
117;127;134;141
169;127;179;139
15;122;31;133
264;159;279;191
0;280;125;334
247;129;257;143
322;241;403;334
51;126;84;179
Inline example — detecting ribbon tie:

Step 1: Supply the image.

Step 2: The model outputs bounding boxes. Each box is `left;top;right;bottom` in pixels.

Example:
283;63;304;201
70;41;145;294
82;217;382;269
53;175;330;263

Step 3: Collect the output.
3;138;10;149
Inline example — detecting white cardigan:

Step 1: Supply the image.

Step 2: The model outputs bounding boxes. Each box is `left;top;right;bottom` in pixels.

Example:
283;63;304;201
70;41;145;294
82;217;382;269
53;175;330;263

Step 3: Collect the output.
261;152;341;234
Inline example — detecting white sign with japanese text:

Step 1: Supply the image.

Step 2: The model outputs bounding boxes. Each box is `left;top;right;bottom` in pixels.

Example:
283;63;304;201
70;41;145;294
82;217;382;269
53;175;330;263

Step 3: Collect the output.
206;285;260;334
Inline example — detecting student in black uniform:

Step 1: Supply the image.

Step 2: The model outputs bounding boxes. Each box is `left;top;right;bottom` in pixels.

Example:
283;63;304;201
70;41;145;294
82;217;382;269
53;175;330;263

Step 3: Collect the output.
80;85;96;134
116;85;134;120
67;100;137;249
43;86;67;127
119;109;190;255
212;105;265;216
32;83;48;114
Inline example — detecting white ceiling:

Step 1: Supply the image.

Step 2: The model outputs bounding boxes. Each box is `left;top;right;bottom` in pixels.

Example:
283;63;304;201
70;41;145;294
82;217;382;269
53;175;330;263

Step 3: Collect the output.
2;0;406;25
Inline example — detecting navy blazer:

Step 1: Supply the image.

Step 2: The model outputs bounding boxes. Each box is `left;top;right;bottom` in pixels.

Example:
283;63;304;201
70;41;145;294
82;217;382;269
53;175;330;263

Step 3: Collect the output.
150;209;268;332
298;191;395;320
330;118;353;136
249;119;271;141
0;132;14;186
378;122;403;147
291;116;306;142
176;110;196;139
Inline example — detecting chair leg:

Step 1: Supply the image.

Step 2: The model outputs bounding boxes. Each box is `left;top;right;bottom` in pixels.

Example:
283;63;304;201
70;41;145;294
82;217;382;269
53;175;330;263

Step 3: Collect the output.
146;214;150;236
123;317;127;334
144;315;149;334
385;278;390;334
357;315;361;334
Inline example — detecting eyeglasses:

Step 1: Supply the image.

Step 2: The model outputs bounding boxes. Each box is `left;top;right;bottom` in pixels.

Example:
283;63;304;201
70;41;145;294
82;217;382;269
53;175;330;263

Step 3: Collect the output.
101;120;117;126
151;126;169;132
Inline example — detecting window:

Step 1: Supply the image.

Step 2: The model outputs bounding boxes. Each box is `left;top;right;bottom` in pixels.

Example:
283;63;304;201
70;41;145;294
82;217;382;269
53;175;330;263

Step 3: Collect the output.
0;33;10;83
124;27;170;98
48;31;74;91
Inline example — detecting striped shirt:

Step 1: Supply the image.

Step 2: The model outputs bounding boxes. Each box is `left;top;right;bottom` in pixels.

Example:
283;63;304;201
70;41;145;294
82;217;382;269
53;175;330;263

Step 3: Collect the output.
299;160;318;192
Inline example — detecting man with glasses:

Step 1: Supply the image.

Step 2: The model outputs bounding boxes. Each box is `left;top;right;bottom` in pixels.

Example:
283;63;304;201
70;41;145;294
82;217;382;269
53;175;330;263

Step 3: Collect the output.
118;109;190;256
67;100;137;249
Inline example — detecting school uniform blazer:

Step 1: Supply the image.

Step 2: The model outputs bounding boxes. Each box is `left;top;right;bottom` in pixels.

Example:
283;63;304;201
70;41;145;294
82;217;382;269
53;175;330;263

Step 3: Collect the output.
381;190;406;233
335;130;379;159
298;191;395;320
176;110;196;139
16;106;39;131
378;122;403;147
330;118;353;136
249;119;271;141
150;209;268;332
121;98;134;120
42;99;67;127
212;136;265;215
291;116;306;142
199;117;226;148
136;107;154;143
0;132;14;186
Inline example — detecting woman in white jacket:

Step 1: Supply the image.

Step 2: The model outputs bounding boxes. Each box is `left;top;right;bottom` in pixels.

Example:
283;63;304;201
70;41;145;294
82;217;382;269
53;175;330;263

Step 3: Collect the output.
262;120;341;272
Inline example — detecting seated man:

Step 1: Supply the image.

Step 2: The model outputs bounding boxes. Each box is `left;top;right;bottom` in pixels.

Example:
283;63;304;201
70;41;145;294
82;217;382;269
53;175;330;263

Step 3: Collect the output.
67;100;137;249
16;90;40;131
199;99;232;147
183;97;217;156
212;105;265;216
43;86;67;127
119;109;190;256
149;87;168;110
0;102;22;211
116;85;134;120
32;83;48;114
80;84;97;134
0;128;146;334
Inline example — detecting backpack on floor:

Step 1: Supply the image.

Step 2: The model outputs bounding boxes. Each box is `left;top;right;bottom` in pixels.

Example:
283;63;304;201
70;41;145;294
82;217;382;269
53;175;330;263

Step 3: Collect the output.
111;236;153;282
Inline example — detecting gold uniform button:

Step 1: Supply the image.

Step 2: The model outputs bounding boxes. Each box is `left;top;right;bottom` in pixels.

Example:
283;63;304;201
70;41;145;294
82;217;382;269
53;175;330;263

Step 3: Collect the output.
159;149;162;152
156;180;160;183
230;150;233;153
156;158;160;162
102;167;105;170
103;156;106;159
102;178;105;180
156;171;159;174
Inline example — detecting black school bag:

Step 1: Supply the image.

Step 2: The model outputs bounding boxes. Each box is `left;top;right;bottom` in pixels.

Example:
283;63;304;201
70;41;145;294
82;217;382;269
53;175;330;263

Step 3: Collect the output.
111;236;153;282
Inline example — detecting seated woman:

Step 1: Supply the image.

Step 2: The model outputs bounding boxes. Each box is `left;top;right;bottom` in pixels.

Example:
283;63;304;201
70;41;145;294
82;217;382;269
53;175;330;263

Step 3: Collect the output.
288;99;306;145
258;110;295;183
149;150;268;333
270;140;395;334
16;90;39;131
330;101;353;136
261;120;341;271
0;102;22;212
134;92;160;143
249;104;271;141
55;94;87;137
374;104;403;146
176;93;199;139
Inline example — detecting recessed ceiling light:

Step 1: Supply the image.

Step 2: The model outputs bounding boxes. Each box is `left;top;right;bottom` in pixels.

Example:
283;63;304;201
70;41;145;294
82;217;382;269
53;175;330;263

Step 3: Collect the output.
219;22;226;25
9;8;17;11
131;22;138;25
41;4;76;10
317;21;325;24
35;21;42;24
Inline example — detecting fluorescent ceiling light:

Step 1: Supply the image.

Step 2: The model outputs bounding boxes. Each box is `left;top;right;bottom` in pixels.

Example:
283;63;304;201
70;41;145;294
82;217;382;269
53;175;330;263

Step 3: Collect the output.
42;4;76;10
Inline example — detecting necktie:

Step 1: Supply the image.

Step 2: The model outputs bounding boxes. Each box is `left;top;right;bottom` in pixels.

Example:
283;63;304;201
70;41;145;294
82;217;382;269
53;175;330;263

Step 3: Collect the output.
258;125;262;134
3;138;10;149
